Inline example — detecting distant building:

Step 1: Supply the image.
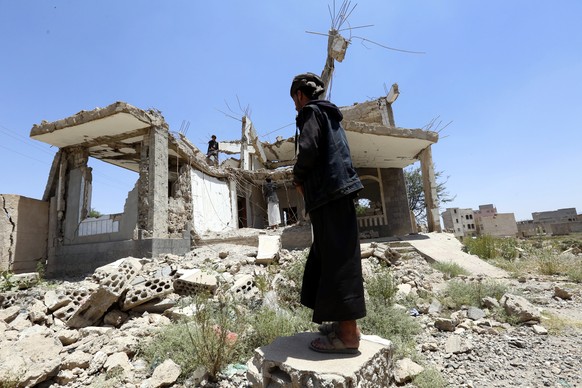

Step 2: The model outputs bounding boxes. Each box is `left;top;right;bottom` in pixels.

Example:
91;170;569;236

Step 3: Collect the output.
441;207;477;239
518;207;582;237
442;204;517;240
532;208;578;223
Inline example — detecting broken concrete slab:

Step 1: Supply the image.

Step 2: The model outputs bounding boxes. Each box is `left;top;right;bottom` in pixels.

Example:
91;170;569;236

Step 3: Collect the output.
247;332;393;387
173;269;218;295
66;287;119;328
256;235;281;265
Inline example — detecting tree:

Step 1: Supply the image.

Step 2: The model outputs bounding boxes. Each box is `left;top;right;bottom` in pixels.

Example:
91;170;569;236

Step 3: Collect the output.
404;165;455;224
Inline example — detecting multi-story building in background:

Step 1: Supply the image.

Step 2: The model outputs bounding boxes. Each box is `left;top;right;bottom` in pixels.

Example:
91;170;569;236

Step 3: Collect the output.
474;204;518;237
518;208;582;237
441;207;477;239
442;204;517;240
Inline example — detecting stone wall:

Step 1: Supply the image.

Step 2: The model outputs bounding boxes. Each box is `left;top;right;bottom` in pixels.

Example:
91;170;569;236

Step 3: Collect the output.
0;195;49;273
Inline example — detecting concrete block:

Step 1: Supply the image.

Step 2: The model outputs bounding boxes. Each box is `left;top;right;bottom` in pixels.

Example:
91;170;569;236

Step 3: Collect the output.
122;277;174;311
93;257;142;297
256;235;281;265
230;274;258;299
173;269;217;295
44;290;72;312
65;287;119;328
247;332;393;387
53;286;98;323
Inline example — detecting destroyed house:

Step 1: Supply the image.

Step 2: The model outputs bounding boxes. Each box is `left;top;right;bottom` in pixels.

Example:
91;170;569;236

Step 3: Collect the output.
1;86;440;276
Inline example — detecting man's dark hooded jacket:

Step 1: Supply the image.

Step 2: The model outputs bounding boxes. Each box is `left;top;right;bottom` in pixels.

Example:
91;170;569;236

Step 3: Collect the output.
293;100;363;213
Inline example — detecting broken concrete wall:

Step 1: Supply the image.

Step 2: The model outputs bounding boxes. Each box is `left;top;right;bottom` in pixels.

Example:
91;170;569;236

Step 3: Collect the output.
548;221;582;235
0;195;48;273
62;148;92;243
168;165;193;238
356;168;412;237
341;97;394;127
69;185;139;244
190;169;234;233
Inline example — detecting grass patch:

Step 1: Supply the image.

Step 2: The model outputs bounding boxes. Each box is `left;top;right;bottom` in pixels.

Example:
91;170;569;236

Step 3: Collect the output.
443;279;507;309
360;302;421;359
238;305;312;359
464;236;520;260
431;261;469;279
541;311;582;335
463;235;496;259
536;247;563;275
413;367;448;388
275;250;307;308
366;269;397;304
140;293;244;382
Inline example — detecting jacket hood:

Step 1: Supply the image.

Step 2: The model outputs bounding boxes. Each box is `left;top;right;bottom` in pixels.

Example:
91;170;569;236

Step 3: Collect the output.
306;100;343;122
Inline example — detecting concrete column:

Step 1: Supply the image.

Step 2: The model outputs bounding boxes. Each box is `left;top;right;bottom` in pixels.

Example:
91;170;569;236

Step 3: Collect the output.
63;148;91;243
419;146;442;232
380;168;413;236
229;179;238;229
138;126;169;238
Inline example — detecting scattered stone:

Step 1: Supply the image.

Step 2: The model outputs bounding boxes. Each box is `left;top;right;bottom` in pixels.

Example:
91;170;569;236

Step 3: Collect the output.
481;296;500;309
144;359;181;388
103;309;129;327
554;286;573;300
500;293;541;323
445;335;473;354
532;325;548;335
467;306;486;321
435;317;456;332
393;358;424;384
0;305;20;323
428;298;443;314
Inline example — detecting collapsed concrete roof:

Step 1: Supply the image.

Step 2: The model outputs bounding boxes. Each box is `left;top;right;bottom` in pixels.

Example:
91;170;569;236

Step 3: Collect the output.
30;98;438;175
261;94;438;169
30;102;167;173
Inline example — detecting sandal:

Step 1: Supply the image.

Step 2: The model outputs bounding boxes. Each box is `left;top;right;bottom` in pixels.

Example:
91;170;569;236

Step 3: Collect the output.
318;321;339;335
318;321;361;340
309;331;359;354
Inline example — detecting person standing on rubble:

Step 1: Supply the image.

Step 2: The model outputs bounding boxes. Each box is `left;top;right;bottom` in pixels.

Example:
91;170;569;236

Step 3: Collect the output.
207;135;219;166
290;72;366;354
262;177;281;229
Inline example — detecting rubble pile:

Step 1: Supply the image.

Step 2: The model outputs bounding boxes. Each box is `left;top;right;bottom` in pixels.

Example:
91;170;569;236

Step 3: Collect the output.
0;239;581;387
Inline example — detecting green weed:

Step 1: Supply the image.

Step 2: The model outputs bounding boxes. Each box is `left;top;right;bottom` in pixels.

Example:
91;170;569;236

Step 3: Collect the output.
431;261;469;279
443;279;507;309
413;367;448;388
366;269;397;305
360;301;420;359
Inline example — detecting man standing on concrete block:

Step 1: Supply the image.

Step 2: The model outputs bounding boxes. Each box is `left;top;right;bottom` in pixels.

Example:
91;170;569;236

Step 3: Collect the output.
290;72;366;354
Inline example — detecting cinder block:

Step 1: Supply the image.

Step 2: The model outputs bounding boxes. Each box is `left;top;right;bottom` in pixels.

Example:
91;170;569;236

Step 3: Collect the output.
93;258;142;297
173;269;217;295
230;274;258;299
65;287;119;328
53;286;98;323
122;277;174;311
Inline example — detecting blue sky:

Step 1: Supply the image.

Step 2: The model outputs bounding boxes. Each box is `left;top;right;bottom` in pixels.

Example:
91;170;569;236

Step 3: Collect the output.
1;1;581;221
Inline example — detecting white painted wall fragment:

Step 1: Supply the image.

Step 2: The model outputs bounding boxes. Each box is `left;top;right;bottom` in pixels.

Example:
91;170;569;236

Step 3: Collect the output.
191;169;234;233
